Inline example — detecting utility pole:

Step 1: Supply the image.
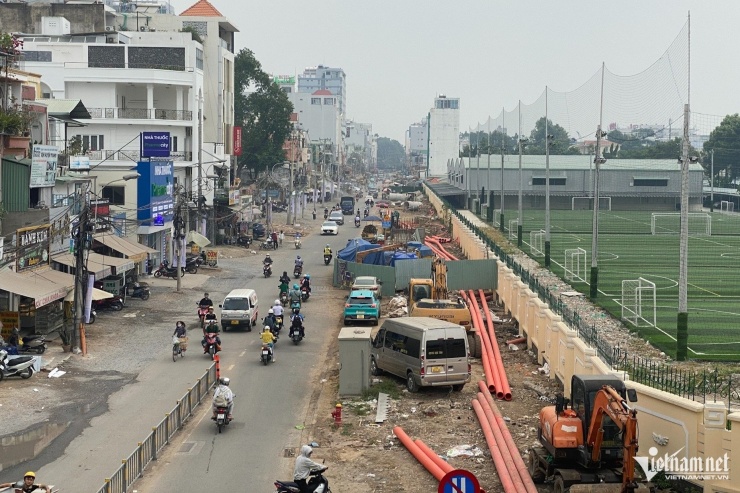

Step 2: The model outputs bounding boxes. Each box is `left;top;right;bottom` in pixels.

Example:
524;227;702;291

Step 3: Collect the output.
500;109;505;232
517;101;524;247
197;89;204;237
71;197;90;352
174;194;183;292
287;160;294;225
710;149;714;213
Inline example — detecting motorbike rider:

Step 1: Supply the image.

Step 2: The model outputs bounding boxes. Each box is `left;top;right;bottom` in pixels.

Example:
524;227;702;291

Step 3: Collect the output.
355;213;361;225
289;313;305;339
295;255;304;269
278;278;290;298
289;283;302;307
293;445;327;493
272;299;285;318
212;377;234;421
280;271;291;285
356;208;361;217
323;244;333;257
301;274;312;294
263;308;277;335
199;293;213;307
260;326;276;361
323;207;329;219
202;308;221;349
0;471;51;493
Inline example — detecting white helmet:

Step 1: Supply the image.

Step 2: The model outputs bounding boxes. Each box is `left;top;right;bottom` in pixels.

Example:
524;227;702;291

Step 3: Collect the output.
268;308;274;314
274;299;282;306
263;326;271;332
220;377;230;386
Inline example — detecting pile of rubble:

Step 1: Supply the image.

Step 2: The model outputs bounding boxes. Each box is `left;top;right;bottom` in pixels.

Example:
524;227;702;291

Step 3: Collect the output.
384;295;408;318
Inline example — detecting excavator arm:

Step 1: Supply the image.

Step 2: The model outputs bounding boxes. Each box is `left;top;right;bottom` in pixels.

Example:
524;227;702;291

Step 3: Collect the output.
431;257;448;299
586;386;639;493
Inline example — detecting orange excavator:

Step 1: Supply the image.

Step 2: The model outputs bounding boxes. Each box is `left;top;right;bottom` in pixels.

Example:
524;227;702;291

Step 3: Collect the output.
529;375;651;493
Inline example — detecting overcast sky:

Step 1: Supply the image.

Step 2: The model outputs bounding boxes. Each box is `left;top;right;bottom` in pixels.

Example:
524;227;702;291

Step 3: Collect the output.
169;0;739;142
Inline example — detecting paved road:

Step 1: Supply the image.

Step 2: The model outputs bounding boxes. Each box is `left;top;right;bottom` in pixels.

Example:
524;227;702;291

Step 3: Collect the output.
20;215;355;492
133;222;354;491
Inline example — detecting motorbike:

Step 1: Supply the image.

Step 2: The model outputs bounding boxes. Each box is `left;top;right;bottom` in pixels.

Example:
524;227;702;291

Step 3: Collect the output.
323;254;332;266
294;265;303;278
198;304;211;328
154;262;185;279
125;281;150;300
260;343;273;365
295;237;302;249
93;294;124;311
260;237;275;250
88;309;97;324
279;291;289;306
17;334;47;354
0;349;35;381
203;332;220;360
263;263;273;278
215;405;232;433
290;322;304;345
274;315;284;334
291;300;301;315
185;257;199;274
355;218;361;227
236;236;253;248
364;209;369;218
323;211;329;220
301;286;310;302
274;467;330;493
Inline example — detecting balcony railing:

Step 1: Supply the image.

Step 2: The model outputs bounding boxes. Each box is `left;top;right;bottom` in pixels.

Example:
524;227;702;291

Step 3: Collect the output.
87;108;193;121
86;150;193;162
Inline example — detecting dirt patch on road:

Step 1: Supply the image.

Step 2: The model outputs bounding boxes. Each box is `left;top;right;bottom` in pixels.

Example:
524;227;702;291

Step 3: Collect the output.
307;302;561;493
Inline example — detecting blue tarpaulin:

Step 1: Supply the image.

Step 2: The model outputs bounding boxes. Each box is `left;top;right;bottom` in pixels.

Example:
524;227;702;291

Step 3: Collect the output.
337;238;375;262
389;252;417;266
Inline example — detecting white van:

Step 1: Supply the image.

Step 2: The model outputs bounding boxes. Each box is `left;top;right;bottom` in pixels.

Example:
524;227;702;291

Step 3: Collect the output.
219;289;259;331
370;317;470;392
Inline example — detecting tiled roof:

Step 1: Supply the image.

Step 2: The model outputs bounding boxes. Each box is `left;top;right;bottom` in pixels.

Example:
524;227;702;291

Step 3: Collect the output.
180;0;223;17
312;89;333;96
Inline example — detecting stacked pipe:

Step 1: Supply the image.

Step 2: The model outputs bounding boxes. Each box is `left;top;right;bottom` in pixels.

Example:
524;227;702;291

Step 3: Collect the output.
476;289;512;401
474;382;538;493
392;426;445;481
460;290;496;393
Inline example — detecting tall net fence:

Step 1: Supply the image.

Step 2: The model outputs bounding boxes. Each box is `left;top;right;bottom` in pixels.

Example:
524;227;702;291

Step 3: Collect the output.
461;21;740;361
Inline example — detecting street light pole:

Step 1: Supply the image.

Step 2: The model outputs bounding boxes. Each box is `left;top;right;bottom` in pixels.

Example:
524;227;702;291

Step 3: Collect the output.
197;89;204;237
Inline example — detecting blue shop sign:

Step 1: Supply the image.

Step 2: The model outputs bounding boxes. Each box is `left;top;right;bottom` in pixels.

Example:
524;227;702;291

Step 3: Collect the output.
141;131;171;158
137;161;174;223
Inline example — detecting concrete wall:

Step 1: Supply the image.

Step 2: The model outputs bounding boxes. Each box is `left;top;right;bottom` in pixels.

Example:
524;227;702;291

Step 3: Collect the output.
424;183;738;493
0;4;105;34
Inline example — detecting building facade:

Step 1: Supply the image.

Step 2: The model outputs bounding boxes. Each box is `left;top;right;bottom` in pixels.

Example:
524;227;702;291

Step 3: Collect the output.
428;95;459;177
297;65;346;116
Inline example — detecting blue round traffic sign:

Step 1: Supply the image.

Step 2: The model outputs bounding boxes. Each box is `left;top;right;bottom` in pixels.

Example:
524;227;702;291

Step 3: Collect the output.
439;469;481;493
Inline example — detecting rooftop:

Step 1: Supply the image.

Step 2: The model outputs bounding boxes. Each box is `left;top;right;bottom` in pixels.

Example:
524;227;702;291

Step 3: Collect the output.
180;0;223;17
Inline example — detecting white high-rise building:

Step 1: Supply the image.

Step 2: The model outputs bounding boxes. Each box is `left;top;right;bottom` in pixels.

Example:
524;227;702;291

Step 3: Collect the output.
428;95;460;176
297;65;346;116
406;119;428;174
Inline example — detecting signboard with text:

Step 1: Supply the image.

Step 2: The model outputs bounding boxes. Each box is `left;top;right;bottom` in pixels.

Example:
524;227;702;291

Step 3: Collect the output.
90;198;111;232
30;145;59;188
233;126;242;156
0;311;20;338
141;132;171;158
69;155;91;170
16;224;51;272
137;161;174;224
272;75;295;85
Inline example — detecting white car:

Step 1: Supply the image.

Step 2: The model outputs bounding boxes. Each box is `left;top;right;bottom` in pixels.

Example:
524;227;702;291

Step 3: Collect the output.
321;221;339;235
329;210;345;225
351;275;383;299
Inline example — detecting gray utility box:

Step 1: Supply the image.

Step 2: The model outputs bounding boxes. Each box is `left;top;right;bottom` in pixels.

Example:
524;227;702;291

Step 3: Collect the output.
337;326;372;395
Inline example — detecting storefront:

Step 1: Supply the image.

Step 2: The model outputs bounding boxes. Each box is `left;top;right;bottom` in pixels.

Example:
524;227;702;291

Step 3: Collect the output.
92;233;157;277
52;251;136;295
0;266;73;335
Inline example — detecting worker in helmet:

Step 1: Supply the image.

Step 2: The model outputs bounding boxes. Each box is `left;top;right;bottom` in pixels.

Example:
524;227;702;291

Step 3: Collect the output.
0;471;51;492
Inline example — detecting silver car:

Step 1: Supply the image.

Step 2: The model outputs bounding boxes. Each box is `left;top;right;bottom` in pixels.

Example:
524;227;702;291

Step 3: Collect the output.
328;211;344;225
351;275;382;299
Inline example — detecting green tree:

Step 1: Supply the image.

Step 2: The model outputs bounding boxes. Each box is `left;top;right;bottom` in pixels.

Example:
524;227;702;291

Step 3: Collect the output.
461;130;517;157
617;137;684;159
703;114;740;180
234;48;293;178
377;137;404;169
526;117;579;155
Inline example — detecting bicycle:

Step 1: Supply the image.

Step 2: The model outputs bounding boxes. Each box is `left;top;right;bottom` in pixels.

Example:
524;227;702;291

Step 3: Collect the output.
172;336;187;362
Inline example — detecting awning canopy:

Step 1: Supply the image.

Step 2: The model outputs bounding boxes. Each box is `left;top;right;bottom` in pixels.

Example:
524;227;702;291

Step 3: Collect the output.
426;182;466;197
93;234;156;263
64;287;113;302
53;252;135;278
0;267;74;308
36;98;91;127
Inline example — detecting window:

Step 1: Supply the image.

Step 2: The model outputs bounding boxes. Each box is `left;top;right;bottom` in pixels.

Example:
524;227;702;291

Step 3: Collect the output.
532;177;566;186
311;98;321;105
435;99;459;109
348;296;375;305
195;48;204;70
223;298;249;310
76;134;105;152
633;178;668;187
384;331;420;358
323;98;335;105
426;338;467;358
170;135;178;152
101;186;125;205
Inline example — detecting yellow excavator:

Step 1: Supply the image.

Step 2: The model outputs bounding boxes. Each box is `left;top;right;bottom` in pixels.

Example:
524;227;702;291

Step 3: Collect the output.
408;257;469;324
529;374;652;493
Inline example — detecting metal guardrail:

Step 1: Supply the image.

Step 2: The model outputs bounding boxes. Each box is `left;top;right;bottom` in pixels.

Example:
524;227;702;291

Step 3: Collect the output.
95;364;217;493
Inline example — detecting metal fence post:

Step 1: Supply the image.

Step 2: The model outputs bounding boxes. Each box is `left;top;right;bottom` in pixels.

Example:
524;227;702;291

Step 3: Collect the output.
165;413;170;444
121;459;127;493
104;478;111;493
137;442;143;476
151;427;157;461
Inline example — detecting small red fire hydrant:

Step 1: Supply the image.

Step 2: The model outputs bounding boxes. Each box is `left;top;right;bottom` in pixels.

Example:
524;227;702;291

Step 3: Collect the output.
331;403;343;426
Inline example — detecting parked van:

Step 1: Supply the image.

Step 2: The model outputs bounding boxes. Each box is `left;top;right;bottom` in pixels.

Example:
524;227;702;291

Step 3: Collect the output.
370;317;470;392
219;289;259;331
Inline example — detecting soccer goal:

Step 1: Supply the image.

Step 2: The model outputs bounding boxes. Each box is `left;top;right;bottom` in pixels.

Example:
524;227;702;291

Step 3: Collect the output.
564;248;587;282
571;196;612;211
651;212;712;236
492;209;502;228
530;229;545;256
621;278;657;327
720;201;735;213
508;219;519;240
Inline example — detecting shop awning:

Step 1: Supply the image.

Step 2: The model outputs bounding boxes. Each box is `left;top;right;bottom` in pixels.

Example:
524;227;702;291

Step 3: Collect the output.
52;252;135;278
93;234;156;263
0;268;74;308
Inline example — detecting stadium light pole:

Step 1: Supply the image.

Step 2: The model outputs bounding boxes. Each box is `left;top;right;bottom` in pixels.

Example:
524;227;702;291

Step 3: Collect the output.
677;103;693;361
517;101;525;247
500;108;505;232
544;87;552;268
590;64;606;300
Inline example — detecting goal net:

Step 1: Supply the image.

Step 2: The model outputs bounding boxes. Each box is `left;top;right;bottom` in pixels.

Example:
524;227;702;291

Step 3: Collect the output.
492;209;502;228
571;196;612;211
651;212;711;236
621;278;657;327
720;201;735;213
508;219;519;240
530;230;545;256
564;248;587;282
